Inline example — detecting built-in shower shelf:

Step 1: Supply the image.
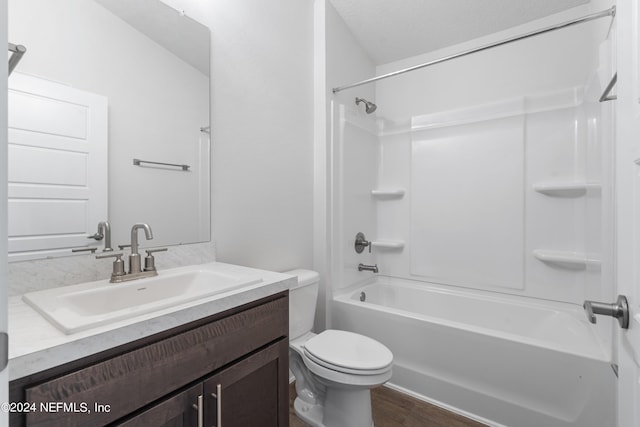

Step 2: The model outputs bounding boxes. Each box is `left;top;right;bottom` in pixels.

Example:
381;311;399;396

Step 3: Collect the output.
371;188;406;199
533;250;601;269
371;240;405;250
533;182;600;197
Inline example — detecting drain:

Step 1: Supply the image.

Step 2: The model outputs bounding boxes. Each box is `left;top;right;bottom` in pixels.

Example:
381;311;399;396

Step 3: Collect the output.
360;291;366;302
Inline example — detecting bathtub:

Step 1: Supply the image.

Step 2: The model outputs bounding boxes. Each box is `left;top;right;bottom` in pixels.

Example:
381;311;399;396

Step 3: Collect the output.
332;276;615;427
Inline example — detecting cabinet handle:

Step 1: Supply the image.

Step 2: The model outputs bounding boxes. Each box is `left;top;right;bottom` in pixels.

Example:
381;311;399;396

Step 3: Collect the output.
211;384;222;427
192;395;203;427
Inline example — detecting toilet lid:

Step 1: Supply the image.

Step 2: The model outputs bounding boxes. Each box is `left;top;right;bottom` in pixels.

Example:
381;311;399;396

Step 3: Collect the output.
303;330;393;372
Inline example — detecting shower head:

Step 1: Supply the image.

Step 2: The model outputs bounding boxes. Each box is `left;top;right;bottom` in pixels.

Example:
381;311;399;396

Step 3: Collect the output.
355;97;377;114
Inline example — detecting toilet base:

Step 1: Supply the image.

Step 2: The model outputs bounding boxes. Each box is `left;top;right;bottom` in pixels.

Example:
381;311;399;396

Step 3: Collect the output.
324;387;374;427
294;396;324;427
293;390;375;427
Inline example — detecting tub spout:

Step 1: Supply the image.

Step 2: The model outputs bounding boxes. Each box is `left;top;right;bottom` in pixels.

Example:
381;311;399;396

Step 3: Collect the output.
358;263;378;273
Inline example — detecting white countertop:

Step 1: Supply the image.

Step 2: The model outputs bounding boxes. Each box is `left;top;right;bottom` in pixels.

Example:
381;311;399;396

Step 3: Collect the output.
8;261;294;381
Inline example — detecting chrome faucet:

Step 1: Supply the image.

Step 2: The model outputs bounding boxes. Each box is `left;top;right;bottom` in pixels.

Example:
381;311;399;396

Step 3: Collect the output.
358;263;378;273
95;221;113;252
86;221;114;252
129;223;153;274
96;223;167;283
98;221;113;252
73;221;114;254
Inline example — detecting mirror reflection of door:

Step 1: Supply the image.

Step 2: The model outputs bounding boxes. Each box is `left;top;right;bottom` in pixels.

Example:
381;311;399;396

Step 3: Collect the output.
8;73;108;261
7;0;211;257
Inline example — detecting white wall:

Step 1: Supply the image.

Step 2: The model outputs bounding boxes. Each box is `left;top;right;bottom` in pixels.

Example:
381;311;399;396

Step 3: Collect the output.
374;5;607;119
162;0;315;273
8;0;209;249
210;0;315;272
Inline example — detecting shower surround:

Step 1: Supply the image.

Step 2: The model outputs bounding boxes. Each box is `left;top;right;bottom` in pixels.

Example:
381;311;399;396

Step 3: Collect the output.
326;5;615;425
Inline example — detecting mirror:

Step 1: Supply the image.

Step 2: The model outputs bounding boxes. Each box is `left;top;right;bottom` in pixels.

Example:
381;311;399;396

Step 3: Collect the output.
7;0;210;261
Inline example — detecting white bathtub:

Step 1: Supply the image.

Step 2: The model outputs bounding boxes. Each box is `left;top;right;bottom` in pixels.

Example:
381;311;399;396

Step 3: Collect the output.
332;276;615;427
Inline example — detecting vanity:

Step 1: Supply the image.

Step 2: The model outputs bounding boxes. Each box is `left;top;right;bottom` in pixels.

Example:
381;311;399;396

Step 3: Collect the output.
8;262;293;427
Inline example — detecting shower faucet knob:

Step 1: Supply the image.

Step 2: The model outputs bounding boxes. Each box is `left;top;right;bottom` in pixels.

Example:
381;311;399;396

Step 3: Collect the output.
355;232;372;253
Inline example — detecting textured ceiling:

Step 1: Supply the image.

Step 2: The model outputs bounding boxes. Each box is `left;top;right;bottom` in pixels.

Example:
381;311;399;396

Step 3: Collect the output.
328;0;591;64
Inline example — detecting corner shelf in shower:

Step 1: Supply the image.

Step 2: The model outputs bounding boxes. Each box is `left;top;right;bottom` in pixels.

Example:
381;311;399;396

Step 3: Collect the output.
533;182;601;197
533;249;601;269
371;188;405;199
370;240;405;251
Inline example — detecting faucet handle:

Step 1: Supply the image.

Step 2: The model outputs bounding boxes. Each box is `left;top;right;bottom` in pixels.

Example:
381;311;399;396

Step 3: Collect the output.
144;248;168;272
96;252;124;260
146;248;168;255
118;244;131;250
355;232;372;253
87;232;104;241
583;295;630;329
72;247;98;254
583;301;597;324
96;252;126;280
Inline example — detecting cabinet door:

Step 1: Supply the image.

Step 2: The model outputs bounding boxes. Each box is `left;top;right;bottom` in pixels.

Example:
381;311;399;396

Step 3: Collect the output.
116;384;202;427
204;340;289;427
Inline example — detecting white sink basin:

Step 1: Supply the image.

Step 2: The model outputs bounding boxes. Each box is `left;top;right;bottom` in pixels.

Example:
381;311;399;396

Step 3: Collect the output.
22;266;262;334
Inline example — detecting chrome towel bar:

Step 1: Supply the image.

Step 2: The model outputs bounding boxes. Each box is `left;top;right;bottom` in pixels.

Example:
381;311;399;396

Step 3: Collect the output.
133;158;190;171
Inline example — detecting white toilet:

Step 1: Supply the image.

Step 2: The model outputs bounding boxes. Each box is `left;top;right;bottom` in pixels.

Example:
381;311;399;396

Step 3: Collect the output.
286;269;393;427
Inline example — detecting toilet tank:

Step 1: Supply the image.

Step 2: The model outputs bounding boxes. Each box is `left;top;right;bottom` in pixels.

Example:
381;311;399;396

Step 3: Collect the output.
285;269;320;340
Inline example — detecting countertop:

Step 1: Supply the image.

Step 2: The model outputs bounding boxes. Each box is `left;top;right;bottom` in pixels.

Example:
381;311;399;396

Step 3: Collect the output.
8;261;294;381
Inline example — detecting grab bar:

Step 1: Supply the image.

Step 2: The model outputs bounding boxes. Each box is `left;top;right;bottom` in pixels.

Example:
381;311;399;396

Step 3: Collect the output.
8;43;27;76
599;72;617;102
133;158;190;171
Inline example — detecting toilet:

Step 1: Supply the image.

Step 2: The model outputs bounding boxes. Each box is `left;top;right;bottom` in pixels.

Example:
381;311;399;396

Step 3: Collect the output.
286;269;393;427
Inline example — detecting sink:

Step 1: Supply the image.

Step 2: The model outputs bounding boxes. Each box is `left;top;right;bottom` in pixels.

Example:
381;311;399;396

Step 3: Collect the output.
22;266;263;334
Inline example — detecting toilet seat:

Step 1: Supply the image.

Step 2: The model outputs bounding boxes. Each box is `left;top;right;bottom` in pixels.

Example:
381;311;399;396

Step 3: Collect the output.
302;351;393;387
303;330;393;375
304;350;391;376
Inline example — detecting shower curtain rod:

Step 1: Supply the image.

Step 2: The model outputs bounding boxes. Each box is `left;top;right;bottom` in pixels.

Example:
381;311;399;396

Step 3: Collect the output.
332;6;616;94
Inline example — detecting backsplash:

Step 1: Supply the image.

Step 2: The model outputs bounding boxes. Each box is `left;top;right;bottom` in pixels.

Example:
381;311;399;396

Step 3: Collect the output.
8;241;216;296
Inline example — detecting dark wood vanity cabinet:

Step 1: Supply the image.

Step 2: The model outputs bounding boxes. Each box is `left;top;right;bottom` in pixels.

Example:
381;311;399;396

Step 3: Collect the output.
117;383;203;427
9;292;289;427
118;341;286;427
203;341;284;427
